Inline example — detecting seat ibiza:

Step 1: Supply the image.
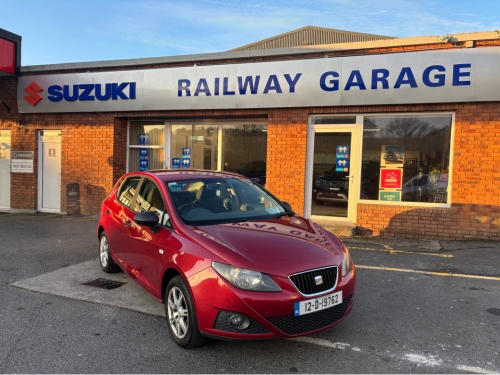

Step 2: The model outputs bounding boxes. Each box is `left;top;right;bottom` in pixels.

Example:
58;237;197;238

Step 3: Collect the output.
97;170;356;348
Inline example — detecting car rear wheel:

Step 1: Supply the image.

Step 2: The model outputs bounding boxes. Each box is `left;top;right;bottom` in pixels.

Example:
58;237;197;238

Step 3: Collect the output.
99;231;121;273
165;276;207;349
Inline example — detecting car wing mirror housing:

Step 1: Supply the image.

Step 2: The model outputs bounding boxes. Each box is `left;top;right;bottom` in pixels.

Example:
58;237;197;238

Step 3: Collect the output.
282;201;293;211
133;211;160;234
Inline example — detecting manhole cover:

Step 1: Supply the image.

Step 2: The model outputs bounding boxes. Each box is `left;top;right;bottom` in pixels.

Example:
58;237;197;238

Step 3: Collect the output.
82;278;125;290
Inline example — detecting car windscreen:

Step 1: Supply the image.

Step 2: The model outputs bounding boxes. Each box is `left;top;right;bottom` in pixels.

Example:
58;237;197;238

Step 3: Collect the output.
165;177;287;226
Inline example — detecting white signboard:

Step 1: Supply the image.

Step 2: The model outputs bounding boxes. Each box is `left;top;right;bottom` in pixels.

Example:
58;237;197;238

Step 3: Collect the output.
17;48;500;113
11;151;34;173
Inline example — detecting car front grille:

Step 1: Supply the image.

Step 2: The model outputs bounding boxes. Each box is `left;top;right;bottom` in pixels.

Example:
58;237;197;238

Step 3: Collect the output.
267;296;352;335
289;266;338;296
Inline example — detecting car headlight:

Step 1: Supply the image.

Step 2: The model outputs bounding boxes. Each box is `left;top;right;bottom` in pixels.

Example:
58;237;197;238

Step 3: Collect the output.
212;262;282;292
341;245;353;277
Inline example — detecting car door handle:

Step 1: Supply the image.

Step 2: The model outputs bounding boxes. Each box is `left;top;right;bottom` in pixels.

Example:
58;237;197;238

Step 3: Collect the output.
105;209;110;215
125;220;131;227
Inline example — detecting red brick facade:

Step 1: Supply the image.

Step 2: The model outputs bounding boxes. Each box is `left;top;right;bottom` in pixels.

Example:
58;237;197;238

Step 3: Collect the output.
1;42;500;240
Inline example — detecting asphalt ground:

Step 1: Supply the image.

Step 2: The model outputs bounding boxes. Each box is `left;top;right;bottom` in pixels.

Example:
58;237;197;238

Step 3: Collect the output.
1;213;499;374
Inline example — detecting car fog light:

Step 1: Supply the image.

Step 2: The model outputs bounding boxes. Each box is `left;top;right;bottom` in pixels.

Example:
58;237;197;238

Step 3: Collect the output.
229;314;250;330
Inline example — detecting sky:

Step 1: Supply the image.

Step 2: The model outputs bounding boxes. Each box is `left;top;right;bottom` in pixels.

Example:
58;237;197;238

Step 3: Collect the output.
1;0;499;66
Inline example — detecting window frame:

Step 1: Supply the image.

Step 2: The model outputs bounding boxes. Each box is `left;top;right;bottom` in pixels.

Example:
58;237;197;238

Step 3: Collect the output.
358;111;455;208
307;111;455;213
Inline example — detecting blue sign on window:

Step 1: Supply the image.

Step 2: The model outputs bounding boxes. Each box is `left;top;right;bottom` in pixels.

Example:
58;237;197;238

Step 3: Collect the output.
139;159;148;171
336;158;349;172
172;158;181;169
139;148;149;160
139;134;149;145
181;158;191;169
336;145;349;158
182;147;191;155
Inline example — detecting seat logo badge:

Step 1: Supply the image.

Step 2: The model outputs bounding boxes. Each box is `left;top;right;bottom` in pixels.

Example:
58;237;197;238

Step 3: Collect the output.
315;275;323;286
24;82;43;106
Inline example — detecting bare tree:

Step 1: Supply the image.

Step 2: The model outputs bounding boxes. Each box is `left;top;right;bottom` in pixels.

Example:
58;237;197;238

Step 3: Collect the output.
380;117;437;138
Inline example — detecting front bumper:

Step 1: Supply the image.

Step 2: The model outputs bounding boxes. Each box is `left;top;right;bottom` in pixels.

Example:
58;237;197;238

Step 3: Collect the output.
188;265;356;340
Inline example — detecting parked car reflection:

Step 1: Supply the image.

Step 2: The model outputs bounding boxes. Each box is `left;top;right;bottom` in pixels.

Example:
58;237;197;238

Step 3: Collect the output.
312;167;350;205
237;160;266;186
402;174;437;202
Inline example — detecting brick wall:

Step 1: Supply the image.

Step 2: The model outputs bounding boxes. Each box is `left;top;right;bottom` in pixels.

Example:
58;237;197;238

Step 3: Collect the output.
266;110;308;214
2;42;500;239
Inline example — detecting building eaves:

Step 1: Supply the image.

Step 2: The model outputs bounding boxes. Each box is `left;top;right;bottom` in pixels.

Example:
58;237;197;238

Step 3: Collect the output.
19;30;500;74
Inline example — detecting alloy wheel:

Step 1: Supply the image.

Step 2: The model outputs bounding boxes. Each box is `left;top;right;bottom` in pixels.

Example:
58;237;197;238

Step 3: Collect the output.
167;286;189;339
99;235;109;268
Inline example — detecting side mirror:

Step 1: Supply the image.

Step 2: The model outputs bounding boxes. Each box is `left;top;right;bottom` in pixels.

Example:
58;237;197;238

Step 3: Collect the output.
282;201;292;211
133;211;160;234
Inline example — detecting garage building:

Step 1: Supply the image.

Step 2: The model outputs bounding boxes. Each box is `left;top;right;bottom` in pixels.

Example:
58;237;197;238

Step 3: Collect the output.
1;26;500;240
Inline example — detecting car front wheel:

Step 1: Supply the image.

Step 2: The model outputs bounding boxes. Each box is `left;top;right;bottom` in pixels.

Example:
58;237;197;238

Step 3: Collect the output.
165;276;207;349
99;231;121;273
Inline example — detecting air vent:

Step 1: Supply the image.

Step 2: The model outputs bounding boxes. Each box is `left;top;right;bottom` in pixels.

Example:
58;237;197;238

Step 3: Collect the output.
82;278;125;290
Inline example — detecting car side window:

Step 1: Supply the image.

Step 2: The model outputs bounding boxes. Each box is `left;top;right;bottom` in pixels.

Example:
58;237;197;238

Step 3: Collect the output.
134;179;171;228
117;177;141;209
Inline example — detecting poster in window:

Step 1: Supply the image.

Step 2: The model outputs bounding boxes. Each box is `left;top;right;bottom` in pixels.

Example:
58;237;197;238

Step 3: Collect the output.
437;181;447;194
380;169;402;189
381;145;404;167
434;193;444;203
439;170;449;182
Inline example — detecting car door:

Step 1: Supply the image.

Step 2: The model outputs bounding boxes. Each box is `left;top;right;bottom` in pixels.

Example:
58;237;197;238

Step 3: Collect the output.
106;176;142;264
124;177;173;297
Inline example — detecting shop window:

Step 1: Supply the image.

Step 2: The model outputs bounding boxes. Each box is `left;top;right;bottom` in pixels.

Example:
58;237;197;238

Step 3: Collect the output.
222;124;267;186
128;121;165;172
169;123;267;185
171;125;218;170
361;115;452;203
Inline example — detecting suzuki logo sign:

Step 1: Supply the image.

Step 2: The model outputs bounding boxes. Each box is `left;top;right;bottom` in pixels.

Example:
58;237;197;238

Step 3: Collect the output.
24;82;43;106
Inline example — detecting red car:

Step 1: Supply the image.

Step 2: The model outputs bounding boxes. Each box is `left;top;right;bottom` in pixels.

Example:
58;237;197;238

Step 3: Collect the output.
97;170;356;348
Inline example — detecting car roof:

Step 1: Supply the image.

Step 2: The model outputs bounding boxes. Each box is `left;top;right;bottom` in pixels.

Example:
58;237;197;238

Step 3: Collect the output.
131;169;247;182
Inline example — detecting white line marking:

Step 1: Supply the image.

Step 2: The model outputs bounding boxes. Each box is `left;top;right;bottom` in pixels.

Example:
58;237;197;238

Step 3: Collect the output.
405;353;442;366
456;365;497;374
287;337;353;350
356;265;500;281
349;245;453;258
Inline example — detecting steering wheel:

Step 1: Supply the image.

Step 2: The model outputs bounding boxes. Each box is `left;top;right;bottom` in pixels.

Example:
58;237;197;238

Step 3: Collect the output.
223;193;240;212
177;203;201;213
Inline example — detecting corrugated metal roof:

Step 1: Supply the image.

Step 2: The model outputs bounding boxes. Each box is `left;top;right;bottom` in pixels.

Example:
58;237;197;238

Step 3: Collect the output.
229;25;394;51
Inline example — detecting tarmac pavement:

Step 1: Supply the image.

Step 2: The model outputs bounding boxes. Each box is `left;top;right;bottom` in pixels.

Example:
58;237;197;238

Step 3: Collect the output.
1;212;499;373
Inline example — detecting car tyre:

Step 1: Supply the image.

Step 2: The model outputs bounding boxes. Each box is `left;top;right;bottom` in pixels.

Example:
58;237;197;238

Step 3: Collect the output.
99;231;121;273
165;276;207;349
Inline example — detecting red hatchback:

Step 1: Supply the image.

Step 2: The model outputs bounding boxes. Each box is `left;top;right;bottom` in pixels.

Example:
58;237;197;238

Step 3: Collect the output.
97;170;356;348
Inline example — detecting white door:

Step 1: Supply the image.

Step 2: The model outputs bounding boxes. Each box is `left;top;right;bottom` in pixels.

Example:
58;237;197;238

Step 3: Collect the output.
39;130;62;212
0;130;11;210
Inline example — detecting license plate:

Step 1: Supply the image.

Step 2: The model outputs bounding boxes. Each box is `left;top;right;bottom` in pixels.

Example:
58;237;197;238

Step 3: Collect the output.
294;290;342;316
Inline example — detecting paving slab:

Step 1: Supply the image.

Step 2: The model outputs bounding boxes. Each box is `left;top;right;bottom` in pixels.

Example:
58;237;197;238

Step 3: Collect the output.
10;259;165;318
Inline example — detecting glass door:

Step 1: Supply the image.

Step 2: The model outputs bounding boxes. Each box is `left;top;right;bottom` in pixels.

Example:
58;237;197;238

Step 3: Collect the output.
312;131;352;218
170;124;218;170
306;121;361;222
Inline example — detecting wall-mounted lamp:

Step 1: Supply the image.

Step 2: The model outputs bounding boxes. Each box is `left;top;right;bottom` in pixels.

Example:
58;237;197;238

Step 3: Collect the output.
438;34;454;43
496;30;500;38
0;98;11;113
17;120;29;130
